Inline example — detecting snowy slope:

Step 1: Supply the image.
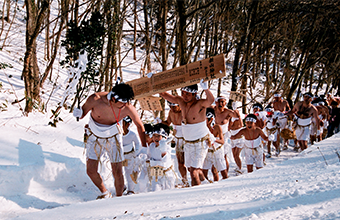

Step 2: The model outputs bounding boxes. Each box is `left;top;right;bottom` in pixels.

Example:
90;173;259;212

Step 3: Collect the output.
1;2;340;219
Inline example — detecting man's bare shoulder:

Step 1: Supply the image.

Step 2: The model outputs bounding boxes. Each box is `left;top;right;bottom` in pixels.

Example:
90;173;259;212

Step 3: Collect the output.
88;92;107;101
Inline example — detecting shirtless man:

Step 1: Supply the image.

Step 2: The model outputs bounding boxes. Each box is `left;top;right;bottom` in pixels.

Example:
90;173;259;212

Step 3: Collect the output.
160;80;214;186
230;114;272;173
228;102;244;173
286;92;320;151
164;101;188;186
272;93;291;150
73;82;146;198
213;96;234;173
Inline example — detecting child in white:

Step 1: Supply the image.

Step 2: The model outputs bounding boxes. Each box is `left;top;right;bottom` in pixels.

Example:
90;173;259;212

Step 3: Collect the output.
231;114;273;173
147;123;175;191
122;116;142;194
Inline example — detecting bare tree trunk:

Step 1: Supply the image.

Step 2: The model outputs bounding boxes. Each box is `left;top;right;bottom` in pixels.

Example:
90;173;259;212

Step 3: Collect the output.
143;0;152;72
22;0;49;113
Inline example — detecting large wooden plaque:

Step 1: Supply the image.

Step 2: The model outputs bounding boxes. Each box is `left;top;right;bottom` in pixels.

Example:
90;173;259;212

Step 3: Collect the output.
127;54;226;99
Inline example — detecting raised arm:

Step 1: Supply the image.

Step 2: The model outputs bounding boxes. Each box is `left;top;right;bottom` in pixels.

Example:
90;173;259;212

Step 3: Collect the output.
159;92;182;104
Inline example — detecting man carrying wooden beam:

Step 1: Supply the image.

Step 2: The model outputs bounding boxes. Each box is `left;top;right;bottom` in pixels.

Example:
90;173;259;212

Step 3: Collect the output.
160;79;214;186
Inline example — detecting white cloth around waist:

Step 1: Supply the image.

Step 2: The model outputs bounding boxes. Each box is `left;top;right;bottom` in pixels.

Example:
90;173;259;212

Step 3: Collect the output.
173;124;183;138
123;142;134;153
88;116;119;138
244;136;262;148
220;123;228;134
182;121;209;141
297;117;312;126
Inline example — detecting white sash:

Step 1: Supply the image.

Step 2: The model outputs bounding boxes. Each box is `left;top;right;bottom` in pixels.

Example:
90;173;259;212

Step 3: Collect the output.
88;116;119;138
297;117;312;126
244;136;261;149
123;142;134;153
220;123;228;134
182;121;209;141
173;125;183;138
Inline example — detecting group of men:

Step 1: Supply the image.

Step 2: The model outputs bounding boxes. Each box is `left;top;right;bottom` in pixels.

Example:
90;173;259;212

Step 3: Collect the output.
73;79;340;199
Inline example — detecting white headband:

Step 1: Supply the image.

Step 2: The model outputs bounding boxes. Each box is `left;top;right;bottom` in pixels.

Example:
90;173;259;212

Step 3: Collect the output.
253;105;263;111
206;112;215;119
274;94;281;97
167;101;179;107
215;96;226;102
153;128;168;138
245;117;257;123
181;87;197;93
107;91;128;103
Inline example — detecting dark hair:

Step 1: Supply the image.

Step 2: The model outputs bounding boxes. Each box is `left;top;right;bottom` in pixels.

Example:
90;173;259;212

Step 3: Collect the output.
253;103;263;110
331;101;338;106
181;84;198;93
110;83;134;102
246;113;257;120
206;107;215;118
144;123;153;133
303;92;313;98
153;123;170;136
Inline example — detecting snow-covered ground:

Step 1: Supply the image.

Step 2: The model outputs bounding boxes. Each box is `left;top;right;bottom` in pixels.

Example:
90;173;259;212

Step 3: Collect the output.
1;106;340;219
1;2;340;218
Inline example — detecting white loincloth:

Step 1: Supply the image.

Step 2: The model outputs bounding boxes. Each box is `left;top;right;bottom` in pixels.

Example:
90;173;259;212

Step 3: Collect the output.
230;128;244;149
123;142;135;153
203;143;226;171
295;117;311;141
173;125;183;138
86;116;123;163
220;123;229;135
244;136;263;167
182;121;209;141
88;116;120;138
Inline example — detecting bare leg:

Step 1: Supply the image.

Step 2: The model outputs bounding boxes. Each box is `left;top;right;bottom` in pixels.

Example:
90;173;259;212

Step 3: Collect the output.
190;167;202;186
211;165;219;181
202;169;209;180
247;165;253;173
267;141;272;155
86;159;107;193
111;162;124;197
176;151;187;181
310;135;316;145
232;147;242;170
224;155;229;173
220;169;228;179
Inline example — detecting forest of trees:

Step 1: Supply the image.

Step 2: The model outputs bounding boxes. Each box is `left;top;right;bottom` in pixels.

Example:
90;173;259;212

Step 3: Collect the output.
1;0;339;117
